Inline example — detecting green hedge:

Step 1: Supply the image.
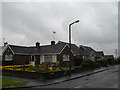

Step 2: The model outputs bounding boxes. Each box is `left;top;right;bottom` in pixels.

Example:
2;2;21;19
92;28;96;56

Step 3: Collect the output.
73;58;83;66
81;60;94;68
95;60;108;67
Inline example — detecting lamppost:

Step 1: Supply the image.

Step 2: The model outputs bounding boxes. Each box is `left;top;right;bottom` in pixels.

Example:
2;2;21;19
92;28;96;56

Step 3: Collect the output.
69;20;79;75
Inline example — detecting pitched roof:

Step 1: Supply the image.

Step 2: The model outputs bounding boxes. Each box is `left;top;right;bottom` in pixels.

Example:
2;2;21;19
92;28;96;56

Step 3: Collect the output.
104;55;114;58
36;44;66;54
9;45;35;54
7;43;67;55
79;45;95;56
57;41;82;56
95;51;104;57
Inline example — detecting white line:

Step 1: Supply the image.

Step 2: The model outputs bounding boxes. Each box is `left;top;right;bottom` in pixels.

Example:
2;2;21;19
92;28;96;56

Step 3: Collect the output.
75;85;81;88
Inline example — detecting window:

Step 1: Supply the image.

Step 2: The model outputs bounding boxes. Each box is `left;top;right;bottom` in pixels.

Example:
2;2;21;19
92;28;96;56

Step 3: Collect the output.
63;55;69;61
44;55;52;62
30;56;35;61
5;54;12;61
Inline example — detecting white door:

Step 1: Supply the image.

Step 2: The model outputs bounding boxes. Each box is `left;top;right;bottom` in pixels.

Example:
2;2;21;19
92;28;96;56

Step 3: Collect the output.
30;55;35;66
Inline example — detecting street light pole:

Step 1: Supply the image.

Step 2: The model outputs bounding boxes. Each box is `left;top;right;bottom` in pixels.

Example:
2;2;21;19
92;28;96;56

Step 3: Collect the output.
69;20;79;75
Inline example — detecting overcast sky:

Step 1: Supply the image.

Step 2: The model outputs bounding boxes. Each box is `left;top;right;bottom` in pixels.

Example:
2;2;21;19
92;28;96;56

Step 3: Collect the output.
1;2;118;56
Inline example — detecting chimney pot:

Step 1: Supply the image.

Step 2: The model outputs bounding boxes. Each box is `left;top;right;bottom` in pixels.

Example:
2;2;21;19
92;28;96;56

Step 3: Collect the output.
4;42;8;47
36;42;40;49
51;41;55;45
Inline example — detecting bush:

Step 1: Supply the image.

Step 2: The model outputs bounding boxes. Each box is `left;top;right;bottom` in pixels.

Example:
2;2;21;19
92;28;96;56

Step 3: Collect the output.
59;61;67;67
81;60;94;68
41;61;53;65
95;60;108;67
94;61;101;68
118;58;120;64
107;58;114;65
73;58;83;66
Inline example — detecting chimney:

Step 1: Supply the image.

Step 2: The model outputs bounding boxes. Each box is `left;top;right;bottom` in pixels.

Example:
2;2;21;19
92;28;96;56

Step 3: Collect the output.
4;42;8;47
79;45;82;48
51;41;55;45
36;42;40;49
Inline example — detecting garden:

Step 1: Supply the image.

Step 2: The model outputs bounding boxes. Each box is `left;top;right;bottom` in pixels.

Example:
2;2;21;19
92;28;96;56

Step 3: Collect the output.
1;61;71;73
1;58;120;79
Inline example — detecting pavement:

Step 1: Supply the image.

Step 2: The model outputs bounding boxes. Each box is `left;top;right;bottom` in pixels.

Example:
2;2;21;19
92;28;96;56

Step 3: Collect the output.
2;65;115;89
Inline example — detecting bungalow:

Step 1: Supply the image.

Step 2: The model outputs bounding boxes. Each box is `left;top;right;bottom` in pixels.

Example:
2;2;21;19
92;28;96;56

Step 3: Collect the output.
79;45;96;61
95;51;104;60
104;55;114;60
2;41;74;66
57;41;83;58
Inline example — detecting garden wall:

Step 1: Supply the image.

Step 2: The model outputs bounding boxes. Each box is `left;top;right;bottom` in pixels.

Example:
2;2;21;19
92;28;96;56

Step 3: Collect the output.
2;69;72;79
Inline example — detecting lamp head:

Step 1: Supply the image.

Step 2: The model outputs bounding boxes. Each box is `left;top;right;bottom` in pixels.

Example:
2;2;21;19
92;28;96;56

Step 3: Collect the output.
75;20;79;23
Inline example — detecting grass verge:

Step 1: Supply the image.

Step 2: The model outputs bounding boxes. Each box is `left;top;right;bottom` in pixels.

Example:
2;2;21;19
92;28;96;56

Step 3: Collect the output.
1;77;28;88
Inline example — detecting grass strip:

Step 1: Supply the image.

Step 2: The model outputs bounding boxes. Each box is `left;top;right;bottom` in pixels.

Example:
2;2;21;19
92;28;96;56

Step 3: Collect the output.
1;77;28;88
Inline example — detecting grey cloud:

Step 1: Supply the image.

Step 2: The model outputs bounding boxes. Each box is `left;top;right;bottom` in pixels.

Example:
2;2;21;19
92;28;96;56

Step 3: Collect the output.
2;2;118;56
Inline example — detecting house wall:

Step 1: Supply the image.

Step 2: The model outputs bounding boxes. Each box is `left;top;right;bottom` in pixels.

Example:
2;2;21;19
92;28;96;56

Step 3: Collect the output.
95;56;104;60
35;55;40;65
13;54;30;65
40;55;44;64
84;51;96;61
2;47;13;65
52;55;57;62
57;46;74;65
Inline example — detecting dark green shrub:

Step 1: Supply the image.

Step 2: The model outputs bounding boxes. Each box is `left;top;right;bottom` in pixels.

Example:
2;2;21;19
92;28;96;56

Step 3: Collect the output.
116;58;120;64
96;60;108;67
118;58;120;64
73;58;83;66
107;58;114;65
81;60;94;68
94;61;101;68
59;61;67;67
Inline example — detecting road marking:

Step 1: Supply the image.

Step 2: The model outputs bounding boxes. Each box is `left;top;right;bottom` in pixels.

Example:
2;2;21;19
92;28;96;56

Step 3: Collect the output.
75;85;81;88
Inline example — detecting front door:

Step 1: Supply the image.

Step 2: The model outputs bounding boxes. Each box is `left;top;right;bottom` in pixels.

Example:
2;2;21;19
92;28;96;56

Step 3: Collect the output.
30;55;35;66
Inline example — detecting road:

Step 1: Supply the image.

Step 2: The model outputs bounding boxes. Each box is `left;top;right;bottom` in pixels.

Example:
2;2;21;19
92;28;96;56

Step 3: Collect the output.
34;65;119;88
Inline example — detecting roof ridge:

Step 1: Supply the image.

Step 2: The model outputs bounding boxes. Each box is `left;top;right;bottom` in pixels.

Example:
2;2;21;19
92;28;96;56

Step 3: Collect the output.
9;44;30;48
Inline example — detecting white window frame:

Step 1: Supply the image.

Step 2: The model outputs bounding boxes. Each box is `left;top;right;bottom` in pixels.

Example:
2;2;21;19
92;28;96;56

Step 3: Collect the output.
63;54;69;61
5;54;12;61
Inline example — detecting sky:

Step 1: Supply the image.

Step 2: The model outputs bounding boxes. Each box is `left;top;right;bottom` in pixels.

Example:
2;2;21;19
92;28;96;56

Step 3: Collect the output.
1;1;118;56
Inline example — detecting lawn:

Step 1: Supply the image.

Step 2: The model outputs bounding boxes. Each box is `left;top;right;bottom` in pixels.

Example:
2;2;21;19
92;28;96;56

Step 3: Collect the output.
1;77;28;88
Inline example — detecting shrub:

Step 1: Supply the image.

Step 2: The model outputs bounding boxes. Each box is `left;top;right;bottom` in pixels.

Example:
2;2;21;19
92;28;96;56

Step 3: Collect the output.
53;61;60;67
81;60;94;68
73;58;83;66
59;62;67;67
113;58;120;65
96;60;108;67
107;58;114;65
117;58;120;64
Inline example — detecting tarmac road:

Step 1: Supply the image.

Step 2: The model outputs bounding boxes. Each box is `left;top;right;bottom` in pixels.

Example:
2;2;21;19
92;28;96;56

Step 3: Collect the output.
34;65;119;88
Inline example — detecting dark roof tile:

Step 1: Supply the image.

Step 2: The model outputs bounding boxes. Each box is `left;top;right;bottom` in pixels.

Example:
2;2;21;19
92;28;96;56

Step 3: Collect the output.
9;43;66;55
80;45;95;56
95;51;104;57
57;41;82;56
